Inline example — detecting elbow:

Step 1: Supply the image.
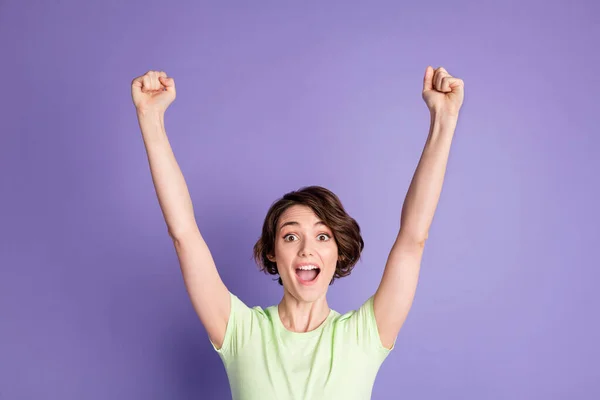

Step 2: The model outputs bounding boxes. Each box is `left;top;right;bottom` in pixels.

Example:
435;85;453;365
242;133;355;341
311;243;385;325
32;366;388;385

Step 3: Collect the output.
169;226;201;243
397;230;428;248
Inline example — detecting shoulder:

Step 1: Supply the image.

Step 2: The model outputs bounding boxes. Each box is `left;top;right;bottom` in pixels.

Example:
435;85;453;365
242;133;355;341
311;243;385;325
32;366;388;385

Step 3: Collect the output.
331;296;375;323
329;296;393;355
212;293;269;355
229;292;269;320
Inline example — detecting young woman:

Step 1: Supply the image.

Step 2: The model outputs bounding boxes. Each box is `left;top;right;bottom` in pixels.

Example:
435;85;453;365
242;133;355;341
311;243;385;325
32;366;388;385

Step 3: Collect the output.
130;66;464;399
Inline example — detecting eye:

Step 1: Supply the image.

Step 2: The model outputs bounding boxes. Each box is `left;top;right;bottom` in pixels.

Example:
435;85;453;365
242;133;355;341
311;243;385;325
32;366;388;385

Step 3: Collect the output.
282;233;331;242
283;234;297;242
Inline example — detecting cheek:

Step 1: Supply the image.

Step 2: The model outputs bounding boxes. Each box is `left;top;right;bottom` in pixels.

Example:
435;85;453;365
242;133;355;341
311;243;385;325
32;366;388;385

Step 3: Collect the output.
328;241;339;256
324;247;339;269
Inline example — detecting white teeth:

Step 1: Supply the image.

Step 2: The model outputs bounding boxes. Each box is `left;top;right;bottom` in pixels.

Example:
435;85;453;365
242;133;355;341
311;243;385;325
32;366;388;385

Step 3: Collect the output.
297;265;318;270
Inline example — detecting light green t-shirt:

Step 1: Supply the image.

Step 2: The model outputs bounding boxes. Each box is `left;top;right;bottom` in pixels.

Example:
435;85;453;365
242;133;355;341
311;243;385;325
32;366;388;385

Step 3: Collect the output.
211;292;394;400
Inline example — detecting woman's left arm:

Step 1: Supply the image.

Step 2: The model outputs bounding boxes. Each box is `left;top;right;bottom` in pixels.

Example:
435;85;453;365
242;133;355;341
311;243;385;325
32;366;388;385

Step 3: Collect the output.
373;66;465;349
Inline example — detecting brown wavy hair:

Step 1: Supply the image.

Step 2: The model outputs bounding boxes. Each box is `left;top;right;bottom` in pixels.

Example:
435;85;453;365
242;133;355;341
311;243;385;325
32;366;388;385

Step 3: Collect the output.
253;186;364;286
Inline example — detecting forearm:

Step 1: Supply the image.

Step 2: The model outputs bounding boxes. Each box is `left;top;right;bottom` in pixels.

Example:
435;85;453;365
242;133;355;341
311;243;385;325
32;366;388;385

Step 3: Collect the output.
137;110;197;239
399;112;458;243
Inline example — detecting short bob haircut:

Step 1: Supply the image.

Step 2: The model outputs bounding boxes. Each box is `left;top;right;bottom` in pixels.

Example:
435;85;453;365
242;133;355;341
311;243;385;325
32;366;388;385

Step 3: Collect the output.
253;186;364;286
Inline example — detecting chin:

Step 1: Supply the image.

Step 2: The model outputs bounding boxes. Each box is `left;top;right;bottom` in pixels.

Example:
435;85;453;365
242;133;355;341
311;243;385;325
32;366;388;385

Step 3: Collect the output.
290;286;328;303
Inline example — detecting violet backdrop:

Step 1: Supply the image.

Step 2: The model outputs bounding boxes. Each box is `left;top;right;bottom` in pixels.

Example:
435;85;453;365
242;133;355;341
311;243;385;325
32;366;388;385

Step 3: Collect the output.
1;0;598;399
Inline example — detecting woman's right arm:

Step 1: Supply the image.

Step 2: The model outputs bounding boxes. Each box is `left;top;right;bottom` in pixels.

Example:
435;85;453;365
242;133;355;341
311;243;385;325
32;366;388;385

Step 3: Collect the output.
132;71;231;349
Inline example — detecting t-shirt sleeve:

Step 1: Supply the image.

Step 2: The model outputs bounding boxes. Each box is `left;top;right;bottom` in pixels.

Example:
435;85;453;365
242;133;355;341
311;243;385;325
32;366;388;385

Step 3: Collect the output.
347;295;395;357
210;292;259;361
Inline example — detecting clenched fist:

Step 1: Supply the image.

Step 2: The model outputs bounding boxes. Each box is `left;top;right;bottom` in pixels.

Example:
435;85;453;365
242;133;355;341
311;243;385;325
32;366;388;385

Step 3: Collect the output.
131;70;176;114
422;66;464;118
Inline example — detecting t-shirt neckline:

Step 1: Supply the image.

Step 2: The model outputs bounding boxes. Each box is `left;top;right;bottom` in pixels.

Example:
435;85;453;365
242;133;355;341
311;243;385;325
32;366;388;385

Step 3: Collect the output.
273;305;336;339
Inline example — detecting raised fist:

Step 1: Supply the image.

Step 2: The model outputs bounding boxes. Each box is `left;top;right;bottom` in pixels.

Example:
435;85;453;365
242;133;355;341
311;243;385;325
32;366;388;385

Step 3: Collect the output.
131;70;176;114
422;66;464;118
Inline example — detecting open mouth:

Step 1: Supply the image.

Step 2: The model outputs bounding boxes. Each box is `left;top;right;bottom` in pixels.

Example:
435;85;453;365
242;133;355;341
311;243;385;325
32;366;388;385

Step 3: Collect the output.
295;267;321;285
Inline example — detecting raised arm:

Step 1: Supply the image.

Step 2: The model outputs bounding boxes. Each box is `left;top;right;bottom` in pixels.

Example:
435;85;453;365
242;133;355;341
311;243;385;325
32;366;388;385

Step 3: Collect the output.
373;66;465;349
131;71;230;349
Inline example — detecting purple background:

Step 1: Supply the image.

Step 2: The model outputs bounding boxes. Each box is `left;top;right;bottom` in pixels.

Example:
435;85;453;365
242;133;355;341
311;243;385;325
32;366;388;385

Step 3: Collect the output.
1;0;598;399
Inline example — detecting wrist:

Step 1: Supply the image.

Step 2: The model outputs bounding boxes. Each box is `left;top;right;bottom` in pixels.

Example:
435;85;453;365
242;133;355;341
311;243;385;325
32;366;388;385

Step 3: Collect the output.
430;110;459;126
428;111;458;143
136;108;167;141
430;108;459;118
137;107;165;121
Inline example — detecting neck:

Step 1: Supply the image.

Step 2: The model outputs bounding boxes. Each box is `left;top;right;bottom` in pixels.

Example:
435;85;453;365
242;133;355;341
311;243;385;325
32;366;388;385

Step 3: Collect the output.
277;290;330;333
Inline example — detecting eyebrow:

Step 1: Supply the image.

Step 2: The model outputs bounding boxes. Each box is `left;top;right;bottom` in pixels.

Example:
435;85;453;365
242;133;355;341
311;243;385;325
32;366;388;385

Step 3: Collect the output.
278;220;327;232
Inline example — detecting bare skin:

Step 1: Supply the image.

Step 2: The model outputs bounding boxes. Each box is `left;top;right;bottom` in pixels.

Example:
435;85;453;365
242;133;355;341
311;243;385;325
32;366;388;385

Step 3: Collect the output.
130;66;465;349
267;205;338;332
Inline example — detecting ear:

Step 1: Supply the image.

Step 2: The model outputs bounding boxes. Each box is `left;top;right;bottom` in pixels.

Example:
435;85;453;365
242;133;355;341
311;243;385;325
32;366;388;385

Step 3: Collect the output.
267;253;276;263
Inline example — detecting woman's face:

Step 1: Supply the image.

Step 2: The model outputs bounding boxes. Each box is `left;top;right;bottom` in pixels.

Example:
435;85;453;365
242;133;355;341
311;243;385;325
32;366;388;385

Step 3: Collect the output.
267;204;338;303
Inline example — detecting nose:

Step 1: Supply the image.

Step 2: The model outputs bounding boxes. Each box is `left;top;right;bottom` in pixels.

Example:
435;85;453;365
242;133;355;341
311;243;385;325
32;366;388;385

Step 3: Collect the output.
299;241;314;257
